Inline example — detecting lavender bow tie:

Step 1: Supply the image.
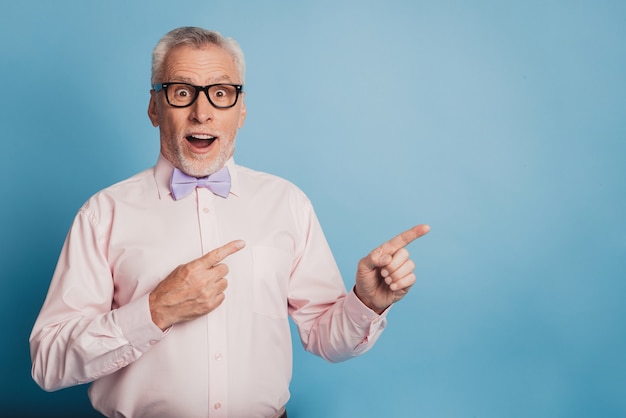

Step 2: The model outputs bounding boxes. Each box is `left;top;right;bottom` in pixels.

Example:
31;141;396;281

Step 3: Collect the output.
170;167;231;200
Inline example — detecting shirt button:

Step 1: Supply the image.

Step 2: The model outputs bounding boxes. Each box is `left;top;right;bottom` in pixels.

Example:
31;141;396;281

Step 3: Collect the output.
214;353;222;361
203;208;210;213
361;315;368;321
214;402;222;410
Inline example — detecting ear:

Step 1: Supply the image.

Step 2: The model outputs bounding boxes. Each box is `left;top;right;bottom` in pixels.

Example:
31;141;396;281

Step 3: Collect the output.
148;90;159;127
237;95;247;129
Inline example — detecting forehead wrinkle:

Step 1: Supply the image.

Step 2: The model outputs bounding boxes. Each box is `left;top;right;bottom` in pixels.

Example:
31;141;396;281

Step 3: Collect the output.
169;75;235;85
162;46;240;85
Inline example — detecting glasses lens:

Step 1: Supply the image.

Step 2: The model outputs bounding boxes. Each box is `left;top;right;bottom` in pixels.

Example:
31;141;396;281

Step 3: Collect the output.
208;85;239;108
166;84;197;107
164;84;240;108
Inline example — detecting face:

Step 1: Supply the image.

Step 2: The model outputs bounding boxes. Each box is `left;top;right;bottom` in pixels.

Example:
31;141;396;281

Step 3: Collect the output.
148;44;246;177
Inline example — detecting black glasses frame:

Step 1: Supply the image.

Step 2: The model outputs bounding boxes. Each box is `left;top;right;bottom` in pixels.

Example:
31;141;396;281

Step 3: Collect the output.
153;82;244;109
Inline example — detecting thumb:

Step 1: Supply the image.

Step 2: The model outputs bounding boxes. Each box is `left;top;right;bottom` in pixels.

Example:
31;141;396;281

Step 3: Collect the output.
360;249;392;272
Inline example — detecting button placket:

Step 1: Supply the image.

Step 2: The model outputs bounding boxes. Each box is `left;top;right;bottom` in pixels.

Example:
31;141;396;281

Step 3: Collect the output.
197;188;229;417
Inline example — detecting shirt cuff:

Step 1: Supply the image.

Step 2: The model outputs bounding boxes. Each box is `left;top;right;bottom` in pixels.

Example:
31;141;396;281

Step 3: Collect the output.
345;288;389;329
114;293;166;353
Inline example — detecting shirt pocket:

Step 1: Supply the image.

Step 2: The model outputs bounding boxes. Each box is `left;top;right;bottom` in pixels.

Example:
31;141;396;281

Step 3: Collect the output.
251;246;291;319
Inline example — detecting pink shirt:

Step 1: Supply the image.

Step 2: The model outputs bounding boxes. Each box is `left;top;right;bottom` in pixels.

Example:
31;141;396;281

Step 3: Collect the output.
30;155;388;418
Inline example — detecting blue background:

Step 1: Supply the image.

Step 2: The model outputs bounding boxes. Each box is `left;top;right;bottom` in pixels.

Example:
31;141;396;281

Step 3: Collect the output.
1;1;625;417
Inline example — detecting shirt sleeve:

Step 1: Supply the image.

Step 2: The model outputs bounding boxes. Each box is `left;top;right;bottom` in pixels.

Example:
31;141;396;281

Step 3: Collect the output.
287;197;389;363
29;205;165;391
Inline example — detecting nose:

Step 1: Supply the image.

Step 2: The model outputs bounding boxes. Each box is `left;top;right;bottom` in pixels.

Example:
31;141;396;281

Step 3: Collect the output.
189;90;214;123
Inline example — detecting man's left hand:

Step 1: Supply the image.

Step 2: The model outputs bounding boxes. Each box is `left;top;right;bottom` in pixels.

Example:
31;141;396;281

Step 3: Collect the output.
354;224;430;314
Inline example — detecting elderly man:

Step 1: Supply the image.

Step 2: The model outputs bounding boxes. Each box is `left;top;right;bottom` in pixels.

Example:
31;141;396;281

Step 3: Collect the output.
30;26;429;418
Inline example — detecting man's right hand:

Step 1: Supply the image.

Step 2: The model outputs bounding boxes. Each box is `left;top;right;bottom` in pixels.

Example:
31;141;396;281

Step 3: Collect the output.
149;240;246;330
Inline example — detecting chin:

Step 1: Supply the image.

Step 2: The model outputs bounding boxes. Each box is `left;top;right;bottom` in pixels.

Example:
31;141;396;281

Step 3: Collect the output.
180;156;226;177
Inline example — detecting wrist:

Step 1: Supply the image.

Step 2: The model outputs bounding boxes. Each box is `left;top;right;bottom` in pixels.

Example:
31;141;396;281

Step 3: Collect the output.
148;292;170;331
353;286;387;315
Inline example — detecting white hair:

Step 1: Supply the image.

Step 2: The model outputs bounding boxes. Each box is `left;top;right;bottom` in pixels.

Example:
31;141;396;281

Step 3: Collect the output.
151;26;245;85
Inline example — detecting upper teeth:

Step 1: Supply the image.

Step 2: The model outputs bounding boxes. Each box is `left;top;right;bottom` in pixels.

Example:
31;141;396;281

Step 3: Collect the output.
192;134;213;140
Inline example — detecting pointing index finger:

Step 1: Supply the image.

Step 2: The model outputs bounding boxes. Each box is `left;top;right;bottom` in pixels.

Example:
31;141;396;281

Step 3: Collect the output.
200;240;246;268
379;224;430;255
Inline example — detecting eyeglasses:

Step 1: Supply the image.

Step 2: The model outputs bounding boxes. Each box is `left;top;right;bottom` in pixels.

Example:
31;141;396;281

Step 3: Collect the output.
153;82;243;108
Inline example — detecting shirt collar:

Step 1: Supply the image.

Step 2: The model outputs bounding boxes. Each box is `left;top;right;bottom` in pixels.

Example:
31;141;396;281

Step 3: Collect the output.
154;154;240;200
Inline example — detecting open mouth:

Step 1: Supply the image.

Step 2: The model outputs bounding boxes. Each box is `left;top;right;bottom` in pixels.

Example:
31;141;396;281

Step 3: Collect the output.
186;134;216;149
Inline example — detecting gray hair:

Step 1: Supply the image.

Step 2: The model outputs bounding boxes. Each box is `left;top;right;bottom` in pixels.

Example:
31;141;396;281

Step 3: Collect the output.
151;27;245;85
